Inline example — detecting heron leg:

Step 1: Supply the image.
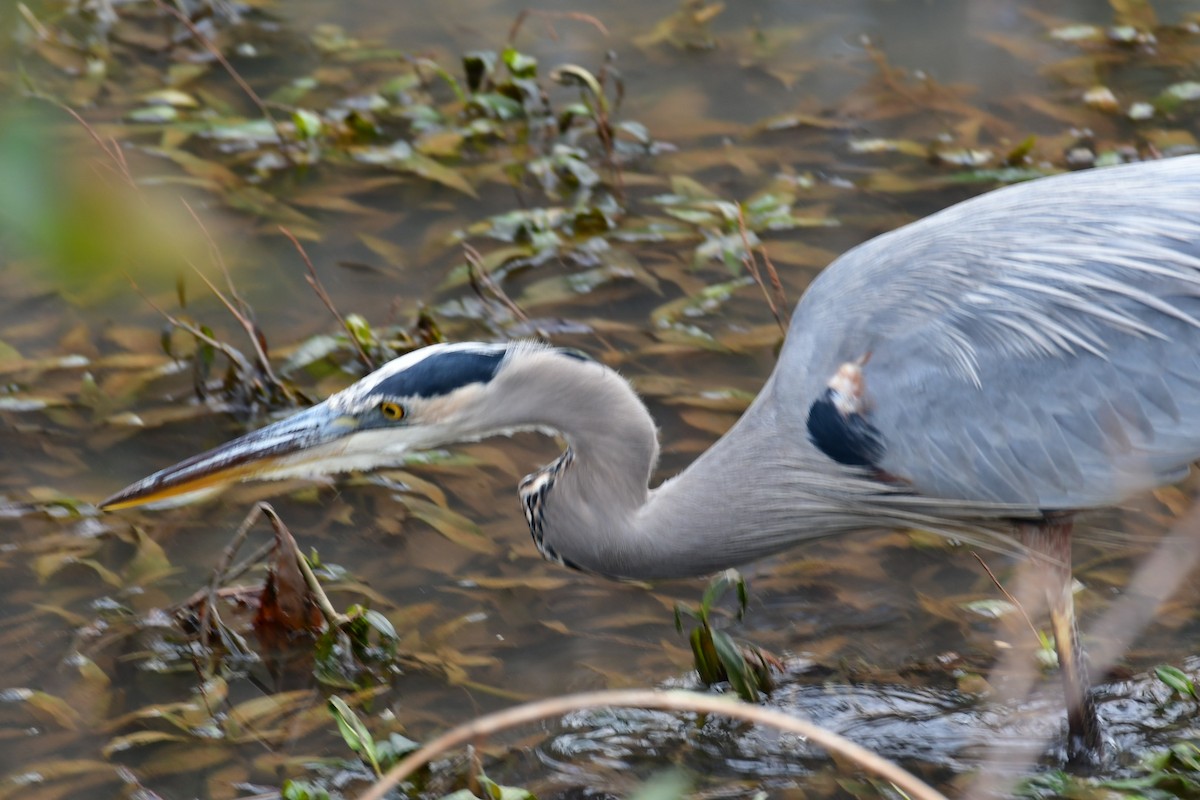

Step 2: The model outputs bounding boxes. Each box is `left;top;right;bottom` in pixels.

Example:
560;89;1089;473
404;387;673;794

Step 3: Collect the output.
1020;519;1103;765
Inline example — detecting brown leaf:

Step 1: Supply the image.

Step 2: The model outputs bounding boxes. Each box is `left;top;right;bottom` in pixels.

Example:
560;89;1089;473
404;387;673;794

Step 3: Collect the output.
16;690;84;730
663;387;755;412
102;731;188;757
62;655;112;727
226;689;316;730
358;233;407;267
678;408;737;437
1109;0;1157;29
292;193;383;215
111;20;172;50
254;524;323;641
398;152;477;197
395;495;498;555
415;129;466;158
32;554;123;587
123;526;175;586
377;470;448;508
463;575;571;591
0;759;116;800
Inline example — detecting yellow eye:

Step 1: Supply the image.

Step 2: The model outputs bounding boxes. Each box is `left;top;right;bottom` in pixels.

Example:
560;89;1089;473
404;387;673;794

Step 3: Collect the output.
379;401;405;421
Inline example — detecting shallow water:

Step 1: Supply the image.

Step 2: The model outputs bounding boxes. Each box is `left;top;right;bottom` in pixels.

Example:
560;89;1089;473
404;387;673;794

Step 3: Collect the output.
2;0;1200;797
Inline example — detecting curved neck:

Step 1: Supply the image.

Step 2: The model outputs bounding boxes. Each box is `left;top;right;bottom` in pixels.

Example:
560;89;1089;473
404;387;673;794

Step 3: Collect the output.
488;346;1026;578
492;350;850;579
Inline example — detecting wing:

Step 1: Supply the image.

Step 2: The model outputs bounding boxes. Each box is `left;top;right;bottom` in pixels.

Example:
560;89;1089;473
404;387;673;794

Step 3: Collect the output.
779;156;1200;509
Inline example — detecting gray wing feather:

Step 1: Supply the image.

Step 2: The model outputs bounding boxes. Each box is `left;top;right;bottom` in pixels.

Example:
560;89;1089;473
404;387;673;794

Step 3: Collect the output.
780;156;1200;509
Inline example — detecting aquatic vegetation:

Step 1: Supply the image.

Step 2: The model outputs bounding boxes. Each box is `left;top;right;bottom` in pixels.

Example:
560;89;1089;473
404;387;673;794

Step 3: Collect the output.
2;0;1200;797
674;571;775;703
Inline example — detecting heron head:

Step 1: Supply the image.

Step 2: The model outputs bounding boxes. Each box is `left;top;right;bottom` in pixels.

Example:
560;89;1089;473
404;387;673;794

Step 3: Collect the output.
100;342;521;511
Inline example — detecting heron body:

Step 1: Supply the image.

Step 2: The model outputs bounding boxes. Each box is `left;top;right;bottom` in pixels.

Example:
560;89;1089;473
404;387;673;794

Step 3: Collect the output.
103;156;1200;762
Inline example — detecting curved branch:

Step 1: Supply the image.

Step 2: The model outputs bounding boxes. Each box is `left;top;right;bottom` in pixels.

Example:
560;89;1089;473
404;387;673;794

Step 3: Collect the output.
356;689;948;800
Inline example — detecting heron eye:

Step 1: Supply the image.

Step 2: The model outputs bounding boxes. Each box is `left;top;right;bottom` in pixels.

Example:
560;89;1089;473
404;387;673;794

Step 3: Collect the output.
379;401;405;421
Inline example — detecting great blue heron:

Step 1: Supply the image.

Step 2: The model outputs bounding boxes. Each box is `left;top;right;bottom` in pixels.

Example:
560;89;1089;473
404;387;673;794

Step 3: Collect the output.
102;156;1200;764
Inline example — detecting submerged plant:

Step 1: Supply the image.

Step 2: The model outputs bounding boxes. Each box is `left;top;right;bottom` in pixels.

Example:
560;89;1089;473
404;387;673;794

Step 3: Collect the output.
674;570;775;702
328;695;419;778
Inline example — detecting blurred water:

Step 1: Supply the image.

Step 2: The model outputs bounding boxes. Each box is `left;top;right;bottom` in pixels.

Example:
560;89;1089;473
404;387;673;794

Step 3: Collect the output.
3;0;1200;796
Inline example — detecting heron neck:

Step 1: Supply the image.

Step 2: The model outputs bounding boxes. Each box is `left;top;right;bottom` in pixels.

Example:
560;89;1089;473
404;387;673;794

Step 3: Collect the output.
507;354;824;579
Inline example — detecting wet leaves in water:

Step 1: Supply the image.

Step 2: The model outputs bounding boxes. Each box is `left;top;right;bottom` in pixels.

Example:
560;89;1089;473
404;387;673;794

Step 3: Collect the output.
6;0;1200;797
351;141;478;197
636;1;726;50
1;687;84;730
651;276;753;327
393;495;498;555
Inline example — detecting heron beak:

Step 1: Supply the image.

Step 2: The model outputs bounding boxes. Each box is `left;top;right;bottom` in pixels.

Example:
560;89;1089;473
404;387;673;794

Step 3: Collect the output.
100;404;361;511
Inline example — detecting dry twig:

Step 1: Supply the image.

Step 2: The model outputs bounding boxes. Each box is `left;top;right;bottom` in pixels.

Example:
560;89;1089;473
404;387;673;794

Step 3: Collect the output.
736;206;788;333
971;551;1042;640
151;0;295;166
507;9;609;44
280;225;376;371
180;200;284;389
463;242;530;326
125;276;257;376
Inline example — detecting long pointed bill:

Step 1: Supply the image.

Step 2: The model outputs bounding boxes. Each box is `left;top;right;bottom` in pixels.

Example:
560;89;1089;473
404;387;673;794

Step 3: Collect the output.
100;404;362;511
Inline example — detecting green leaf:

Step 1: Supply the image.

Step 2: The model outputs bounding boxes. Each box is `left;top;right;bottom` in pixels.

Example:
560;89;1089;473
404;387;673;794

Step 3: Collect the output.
1155;664;1198;699
412;58;466;102
501;47;538;78
292;108;323;139
375;731;421;768
700;570;735;615
674;604;704;631
463;50;498;92
268;77;319;106
344;313;376;348
471;92;525;121
961;598;1018;619
359;608;398;641
205;118;280;144
617;120;651;144
128;105;179;123
689;627;722;685
280;334;343;375
1005;134;1037;166
711;628;759;702
551;64;608;114
282;779;333;800
1156;81;1200;113
328;696;382;776
478;774;536;800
